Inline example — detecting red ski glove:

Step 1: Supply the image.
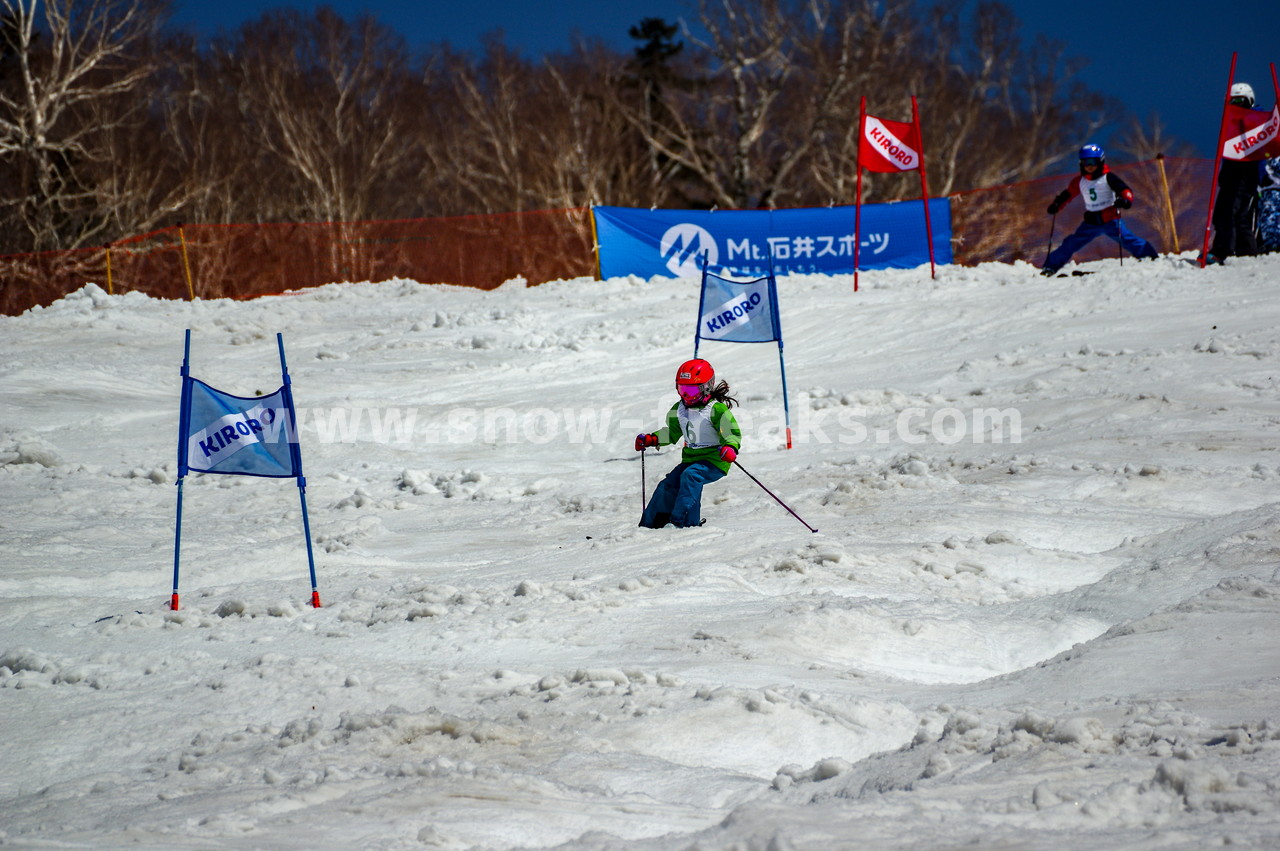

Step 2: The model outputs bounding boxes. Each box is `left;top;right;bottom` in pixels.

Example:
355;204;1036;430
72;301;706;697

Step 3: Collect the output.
635;433;659;451
718;445;737;463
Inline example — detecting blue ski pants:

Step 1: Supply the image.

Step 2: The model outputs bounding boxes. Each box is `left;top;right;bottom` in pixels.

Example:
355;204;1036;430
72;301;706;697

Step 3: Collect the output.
639;462;725;528
1045;219;1158;272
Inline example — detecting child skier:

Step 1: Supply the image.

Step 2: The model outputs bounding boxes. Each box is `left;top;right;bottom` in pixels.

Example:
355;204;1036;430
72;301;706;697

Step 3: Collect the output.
635;358;741;529
1041;144;1159;276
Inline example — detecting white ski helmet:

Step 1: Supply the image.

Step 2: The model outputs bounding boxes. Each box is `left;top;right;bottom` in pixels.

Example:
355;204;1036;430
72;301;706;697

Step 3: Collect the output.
1229;82;1255;107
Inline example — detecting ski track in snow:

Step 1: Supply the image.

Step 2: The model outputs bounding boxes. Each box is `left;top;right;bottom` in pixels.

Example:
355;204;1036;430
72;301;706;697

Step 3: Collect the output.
1;254;1279;849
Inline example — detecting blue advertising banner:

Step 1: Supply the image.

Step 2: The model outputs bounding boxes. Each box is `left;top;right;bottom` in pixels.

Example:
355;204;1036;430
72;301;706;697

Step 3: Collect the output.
594;200;952;280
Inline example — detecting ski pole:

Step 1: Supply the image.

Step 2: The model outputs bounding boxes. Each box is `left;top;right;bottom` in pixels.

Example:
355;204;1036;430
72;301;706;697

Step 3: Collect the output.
1044;212;1057;268
640;449;647;512
1117;211;1124;267
733;460;818;533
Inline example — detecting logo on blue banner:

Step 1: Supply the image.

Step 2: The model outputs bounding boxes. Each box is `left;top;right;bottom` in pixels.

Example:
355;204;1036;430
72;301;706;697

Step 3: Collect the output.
595;202;952;280
182;379;299;478
661;223;718;276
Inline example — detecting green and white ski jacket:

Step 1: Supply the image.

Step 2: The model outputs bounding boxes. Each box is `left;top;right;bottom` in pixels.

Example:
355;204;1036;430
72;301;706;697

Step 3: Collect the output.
655;400;741;473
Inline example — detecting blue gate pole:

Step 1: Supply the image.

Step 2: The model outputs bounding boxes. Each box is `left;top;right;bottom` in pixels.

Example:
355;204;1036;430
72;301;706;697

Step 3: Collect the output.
778;343;793;450
171;480;185;610
171;330;193;610
693;251;710;359
277;333;321;607
765;261;793;450
297;485;320;608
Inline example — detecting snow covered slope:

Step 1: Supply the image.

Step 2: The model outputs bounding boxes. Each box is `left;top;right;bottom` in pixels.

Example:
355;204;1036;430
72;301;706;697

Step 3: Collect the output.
2;253;1279;849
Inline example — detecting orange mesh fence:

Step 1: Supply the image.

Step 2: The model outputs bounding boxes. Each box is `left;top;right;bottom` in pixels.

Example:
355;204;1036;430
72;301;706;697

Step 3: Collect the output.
0;206;596;315
951;157;1214;266
0;159;1217;316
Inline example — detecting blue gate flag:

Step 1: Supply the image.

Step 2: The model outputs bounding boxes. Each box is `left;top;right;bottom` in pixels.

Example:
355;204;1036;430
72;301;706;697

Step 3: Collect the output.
693;258;795;448
172;330;320;612
593;201;952;280
181;378;299;478
697;267;780;344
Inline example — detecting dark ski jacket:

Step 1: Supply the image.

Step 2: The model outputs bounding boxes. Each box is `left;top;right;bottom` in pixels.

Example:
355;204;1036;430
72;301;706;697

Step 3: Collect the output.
1048;167;1135;225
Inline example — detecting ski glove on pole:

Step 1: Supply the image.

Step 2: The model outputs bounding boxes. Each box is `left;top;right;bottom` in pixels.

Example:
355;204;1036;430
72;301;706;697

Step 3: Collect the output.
1114;189;1133;210
635;433;659;451
1046;191;1070;215
718;445;737;463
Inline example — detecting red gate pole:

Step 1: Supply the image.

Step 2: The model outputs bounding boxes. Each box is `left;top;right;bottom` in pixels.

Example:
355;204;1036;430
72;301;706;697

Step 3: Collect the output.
854;96;866;293
1200;53;1238;267
912;96;936;280
1271;62;1279;116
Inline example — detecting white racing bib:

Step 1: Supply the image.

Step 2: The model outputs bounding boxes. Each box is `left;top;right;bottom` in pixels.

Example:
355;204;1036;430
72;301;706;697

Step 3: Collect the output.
677;403;721;448
1078;174;1117;212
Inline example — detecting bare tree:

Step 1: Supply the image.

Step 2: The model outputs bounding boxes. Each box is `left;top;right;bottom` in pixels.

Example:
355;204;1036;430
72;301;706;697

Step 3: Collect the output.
0;0;161;250
211;8;424;225
791;0;920;205
910;2;1113;197
534;43;650;208
147;38;255;226
406;47;475;217
438;40;538;213
614;0;932;209
429;38;647;215
1111;112;1196;161
82;34;231;237
623;17;690;204
0;0;1136;262
651;0;800;208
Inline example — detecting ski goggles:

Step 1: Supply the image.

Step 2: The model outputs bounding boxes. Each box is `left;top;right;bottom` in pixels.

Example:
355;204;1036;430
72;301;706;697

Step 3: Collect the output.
1079;158;1102;169
677;384;707;402
1229;96;1251;106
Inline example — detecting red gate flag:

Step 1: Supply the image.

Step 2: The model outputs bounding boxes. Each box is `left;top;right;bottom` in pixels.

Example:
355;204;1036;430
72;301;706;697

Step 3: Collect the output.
1219;102;1280;161
859;113;922;172
855;96;935;291
1200;55;1279;267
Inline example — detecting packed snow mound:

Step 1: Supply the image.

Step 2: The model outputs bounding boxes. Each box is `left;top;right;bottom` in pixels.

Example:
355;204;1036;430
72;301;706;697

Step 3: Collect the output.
2;252;1279;849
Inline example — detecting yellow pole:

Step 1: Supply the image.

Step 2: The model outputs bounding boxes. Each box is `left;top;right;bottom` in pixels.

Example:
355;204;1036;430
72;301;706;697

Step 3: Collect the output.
178;223;195;300
588;203;602;281
104;244;114;295
1155;154;1181;254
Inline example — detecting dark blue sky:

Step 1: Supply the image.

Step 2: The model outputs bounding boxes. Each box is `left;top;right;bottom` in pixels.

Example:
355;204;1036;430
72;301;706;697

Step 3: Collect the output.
169;0;1276;159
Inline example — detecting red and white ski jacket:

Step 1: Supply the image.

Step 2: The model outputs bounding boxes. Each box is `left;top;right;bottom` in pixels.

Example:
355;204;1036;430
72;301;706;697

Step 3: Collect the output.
1050;167;1135;225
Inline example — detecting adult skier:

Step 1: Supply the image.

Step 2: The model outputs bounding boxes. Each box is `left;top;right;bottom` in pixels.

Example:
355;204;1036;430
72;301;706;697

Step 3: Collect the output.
635;358;740;529
1207;82;1268;263
1258;157;1280;254
1041;144;1159;277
